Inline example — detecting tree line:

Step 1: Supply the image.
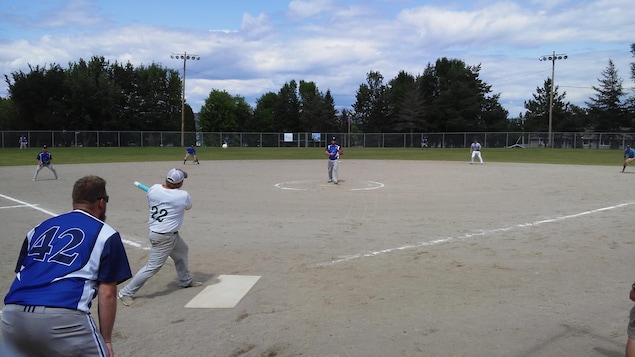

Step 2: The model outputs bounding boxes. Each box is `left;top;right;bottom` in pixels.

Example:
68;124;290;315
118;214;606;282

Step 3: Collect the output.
2;44;635;137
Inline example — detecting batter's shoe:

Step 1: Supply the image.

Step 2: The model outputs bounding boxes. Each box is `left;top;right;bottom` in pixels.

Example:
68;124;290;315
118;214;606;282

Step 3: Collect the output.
117;292;134;306
182;281;203;288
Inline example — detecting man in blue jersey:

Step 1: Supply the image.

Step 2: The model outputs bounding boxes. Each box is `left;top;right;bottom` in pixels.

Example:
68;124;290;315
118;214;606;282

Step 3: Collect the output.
19;135;27;149
33;144;59;180
623;145;635;172
2;175;132;357
183;144;199;164
325;136;343;184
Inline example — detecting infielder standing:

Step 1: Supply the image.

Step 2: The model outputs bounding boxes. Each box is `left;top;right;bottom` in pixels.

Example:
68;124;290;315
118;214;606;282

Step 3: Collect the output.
325;136;343;184
623;145;635;172
118;168;202;306
33;144;59;180
2;176;132;357
183;144;199;164
470;139;484;164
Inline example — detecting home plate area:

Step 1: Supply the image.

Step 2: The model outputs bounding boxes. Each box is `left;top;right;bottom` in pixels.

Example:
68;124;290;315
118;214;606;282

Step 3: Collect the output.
185;275;261;309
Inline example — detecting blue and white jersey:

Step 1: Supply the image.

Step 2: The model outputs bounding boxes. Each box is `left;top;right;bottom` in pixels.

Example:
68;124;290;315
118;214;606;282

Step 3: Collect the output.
471;142;481;151
186;147;196;155
625;148;635;158
37;152;52;164
4;210;132;313
326;144;341;160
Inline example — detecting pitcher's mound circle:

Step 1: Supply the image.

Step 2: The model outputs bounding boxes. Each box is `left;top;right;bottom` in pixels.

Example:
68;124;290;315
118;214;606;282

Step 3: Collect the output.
274;180;384;191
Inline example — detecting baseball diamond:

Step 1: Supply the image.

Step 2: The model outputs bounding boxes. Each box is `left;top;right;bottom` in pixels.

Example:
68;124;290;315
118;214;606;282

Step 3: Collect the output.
0;160;632;356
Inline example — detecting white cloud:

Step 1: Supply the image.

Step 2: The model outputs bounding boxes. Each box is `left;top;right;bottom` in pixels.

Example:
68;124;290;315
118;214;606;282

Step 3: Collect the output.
1;0;634;116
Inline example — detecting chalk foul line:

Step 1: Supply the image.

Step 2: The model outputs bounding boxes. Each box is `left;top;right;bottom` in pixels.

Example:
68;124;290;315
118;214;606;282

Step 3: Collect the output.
315;202;635;267
0;193;149;251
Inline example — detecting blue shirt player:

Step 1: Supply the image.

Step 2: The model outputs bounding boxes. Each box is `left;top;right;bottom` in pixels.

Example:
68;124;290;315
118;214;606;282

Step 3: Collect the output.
623;145;635;172
325;136;343;184
183;144;199;164
19;135;27;149
33;144;59;180
2;175;132;357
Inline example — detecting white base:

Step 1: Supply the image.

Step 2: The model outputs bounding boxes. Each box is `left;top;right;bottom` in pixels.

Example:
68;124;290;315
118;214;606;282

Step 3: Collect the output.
185;275;261;308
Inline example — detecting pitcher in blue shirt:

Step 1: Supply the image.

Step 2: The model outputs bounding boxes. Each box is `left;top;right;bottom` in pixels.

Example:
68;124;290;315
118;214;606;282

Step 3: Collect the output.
325;136;343;184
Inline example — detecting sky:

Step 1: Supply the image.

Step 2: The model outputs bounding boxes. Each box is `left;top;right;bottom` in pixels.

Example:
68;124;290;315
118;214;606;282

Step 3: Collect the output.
1;0;634;118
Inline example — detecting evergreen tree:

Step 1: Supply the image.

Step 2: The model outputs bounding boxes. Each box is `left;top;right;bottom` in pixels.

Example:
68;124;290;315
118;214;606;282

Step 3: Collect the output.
586;59;626;131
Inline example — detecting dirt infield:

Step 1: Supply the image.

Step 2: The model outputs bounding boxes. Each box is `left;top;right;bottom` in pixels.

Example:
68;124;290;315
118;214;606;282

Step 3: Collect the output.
0;159;633;356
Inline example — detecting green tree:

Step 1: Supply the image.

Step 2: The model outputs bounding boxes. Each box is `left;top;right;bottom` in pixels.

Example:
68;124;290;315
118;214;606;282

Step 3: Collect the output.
63;56;121;130
5;64;67;129
586;59;627;131
0;96;16;129
388;71;424;145
252;92;278;132
297;81;338;132
274;80;301;132
5;57;182;132
524;79;567;132
353;71;391;132
199;89;238;131
430;58;485;131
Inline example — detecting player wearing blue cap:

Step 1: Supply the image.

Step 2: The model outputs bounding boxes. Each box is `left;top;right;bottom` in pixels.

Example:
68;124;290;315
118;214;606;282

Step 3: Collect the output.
33;145;59;180
325;136;343;184
2;175;132;357
183;144;199;164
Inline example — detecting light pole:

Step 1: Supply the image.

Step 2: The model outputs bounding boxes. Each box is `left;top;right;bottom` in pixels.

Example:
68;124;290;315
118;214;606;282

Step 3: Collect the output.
539;51;567;148
171;52;200;147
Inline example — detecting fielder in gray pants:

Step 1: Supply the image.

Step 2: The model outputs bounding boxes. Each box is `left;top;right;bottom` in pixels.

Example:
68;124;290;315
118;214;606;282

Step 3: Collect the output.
325;136;342;184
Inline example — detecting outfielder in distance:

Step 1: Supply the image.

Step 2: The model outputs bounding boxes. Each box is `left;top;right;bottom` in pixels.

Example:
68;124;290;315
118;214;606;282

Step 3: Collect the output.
118;168;202;307
325;136;343;184
623;145;635;173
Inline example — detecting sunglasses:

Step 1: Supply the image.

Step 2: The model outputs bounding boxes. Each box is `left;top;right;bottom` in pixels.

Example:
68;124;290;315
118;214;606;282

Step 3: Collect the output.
99;195;109;203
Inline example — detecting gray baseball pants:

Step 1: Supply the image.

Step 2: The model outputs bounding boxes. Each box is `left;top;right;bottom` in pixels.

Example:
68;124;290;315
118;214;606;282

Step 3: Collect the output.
327;159;339;183
1;304;108;357
119;231;193;297
33;164;58;180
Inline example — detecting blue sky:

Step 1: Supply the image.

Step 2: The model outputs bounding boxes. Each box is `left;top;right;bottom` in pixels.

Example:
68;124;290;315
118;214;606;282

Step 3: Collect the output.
1;0;634;117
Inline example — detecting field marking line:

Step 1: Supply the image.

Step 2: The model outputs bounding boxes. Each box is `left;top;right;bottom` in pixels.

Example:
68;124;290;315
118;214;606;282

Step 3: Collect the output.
274;180;384;191
0;193;57;216
0;193;150;251
315;202;635;267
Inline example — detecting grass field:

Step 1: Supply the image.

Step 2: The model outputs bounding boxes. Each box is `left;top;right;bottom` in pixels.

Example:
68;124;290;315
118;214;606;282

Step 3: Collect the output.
0;146;624;167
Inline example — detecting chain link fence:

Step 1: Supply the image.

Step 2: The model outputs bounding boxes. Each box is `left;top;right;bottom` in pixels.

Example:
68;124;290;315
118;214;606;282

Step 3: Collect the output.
2;131;633;150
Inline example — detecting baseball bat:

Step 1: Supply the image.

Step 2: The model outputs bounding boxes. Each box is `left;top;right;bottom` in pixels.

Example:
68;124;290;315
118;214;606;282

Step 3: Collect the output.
134;181;150;192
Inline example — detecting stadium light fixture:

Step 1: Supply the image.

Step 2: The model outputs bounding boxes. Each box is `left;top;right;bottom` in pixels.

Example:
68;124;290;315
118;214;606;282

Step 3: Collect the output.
171;52;201;147
539;51;568;148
